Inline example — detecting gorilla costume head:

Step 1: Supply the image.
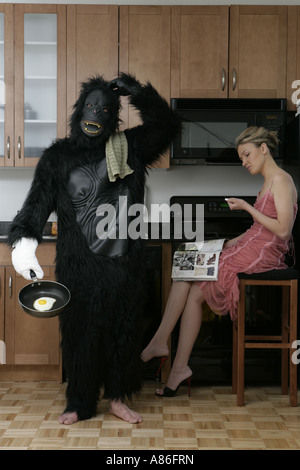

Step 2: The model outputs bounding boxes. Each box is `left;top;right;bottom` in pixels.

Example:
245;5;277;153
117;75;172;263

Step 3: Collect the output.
69;76;121;146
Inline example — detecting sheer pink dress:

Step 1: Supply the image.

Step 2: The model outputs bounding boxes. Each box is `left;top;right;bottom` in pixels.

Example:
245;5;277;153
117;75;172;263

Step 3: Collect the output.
197;189;298;321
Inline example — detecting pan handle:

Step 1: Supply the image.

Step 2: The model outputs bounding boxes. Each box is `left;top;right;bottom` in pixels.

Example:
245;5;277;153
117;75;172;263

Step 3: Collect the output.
30;270;38;282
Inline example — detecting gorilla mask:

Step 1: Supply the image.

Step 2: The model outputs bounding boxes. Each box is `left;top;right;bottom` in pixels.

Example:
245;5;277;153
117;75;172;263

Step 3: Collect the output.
80;90;110;138
69;76;121;146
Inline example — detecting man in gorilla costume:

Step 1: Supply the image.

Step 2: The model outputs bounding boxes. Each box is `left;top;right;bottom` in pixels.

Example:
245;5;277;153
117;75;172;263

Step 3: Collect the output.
8;73;180;424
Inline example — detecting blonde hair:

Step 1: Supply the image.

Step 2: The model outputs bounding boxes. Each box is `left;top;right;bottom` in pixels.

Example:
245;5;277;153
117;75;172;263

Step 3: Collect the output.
235;126;280;158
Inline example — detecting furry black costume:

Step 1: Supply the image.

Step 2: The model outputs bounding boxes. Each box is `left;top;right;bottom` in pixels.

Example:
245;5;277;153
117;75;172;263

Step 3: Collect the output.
8;73;180;422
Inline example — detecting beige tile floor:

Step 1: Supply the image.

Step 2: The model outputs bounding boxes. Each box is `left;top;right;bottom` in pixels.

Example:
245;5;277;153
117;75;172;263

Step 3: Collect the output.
0;380;299;450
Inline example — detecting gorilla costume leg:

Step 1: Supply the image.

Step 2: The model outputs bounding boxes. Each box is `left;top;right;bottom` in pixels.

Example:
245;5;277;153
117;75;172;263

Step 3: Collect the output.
8;73;180;425
58;251;145;423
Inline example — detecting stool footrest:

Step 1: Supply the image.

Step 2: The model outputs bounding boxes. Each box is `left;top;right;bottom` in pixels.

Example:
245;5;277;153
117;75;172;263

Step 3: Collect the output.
233;270;298;407
245;335;282;341
245;343;292;349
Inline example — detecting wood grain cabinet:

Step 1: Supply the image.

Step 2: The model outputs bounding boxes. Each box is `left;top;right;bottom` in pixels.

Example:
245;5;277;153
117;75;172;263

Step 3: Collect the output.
66;5;119;119
0;243;61;381
66;4;171;168
0;3;67;167
287;6;300;110
119;7;171;132
171;5;288;100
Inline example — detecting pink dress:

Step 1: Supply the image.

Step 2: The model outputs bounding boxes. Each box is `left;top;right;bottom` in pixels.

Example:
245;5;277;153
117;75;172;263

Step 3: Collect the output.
198;189;298;321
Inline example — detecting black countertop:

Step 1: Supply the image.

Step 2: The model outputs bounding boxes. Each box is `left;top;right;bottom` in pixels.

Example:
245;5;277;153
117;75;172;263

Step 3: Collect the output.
0;221;175;242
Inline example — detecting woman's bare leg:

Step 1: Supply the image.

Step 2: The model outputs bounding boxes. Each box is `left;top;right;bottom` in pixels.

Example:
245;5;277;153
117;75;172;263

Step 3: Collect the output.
141;281;192;362
156;283;204;392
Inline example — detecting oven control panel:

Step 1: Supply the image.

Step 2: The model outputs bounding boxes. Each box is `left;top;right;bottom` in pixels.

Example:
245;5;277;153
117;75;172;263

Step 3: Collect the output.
207;200;231;213
170;196;256;219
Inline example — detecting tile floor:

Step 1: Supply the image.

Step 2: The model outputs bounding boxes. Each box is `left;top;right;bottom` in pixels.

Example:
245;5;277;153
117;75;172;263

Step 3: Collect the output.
0;380;299;450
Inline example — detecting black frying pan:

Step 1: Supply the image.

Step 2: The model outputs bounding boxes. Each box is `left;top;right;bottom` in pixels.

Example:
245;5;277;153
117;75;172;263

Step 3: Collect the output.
19;270;71;318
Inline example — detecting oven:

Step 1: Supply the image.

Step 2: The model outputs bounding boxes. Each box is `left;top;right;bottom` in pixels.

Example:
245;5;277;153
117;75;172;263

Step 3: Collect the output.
170;196;283;385
141;244;163;379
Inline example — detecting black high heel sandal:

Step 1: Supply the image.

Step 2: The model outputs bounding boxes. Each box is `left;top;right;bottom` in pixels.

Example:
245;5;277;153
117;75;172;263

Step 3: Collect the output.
142;356;168;379
155;376;192;398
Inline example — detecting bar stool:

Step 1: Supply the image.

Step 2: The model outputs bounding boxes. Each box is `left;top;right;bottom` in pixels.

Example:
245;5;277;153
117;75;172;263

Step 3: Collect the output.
232;268;299;406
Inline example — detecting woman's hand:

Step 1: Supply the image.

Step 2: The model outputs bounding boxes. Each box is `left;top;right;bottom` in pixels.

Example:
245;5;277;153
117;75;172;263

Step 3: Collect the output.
225;197;249;211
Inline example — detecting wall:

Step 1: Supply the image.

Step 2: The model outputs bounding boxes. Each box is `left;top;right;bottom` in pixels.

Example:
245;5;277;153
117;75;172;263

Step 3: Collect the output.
0;0;297;221
0;164;264;222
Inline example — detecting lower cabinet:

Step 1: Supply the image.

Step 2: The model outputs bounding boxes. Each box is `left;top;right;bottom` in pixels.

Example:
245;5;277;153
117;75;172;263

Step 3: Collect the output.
0;243;61;381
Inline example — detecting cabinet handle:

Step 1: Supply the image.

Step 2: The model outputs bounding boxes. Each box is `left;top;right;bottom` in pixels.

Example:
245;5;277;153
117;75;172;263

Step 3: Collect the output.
17;136;21;159
221;68;226;91
9;276;12;299
6;136;10;159
232;68;237;91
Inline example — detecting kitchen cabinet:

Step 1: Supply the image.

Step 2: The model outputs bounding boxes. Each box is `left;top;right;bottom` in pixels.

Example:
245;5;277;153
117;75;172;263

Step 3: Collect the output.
0;4;67;167
171;6;229;98
0;242;61;380
119;7;171;127
0;239;172;381
66;5;118;118
287;6;300;111
171;5;287;100
119;5;171;169
67;4;171;169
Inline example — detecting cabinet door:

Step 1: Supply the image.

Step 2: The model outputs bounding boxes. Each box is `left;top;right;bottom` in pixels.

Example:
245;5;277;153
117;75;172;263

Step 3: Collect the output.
66;5;118;122
119;5;171;168
5;266;60;366
14;4;67;167
0;4;14;167
287;6;300;111
229;5;287;98
119;6;171;125
0;266;4;362
170;6;229;98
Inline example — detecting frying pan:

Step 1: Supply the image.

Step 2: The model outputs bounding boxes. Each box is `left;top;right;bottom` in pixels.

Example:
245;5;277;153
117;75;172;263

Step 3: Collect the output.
19;270;71;318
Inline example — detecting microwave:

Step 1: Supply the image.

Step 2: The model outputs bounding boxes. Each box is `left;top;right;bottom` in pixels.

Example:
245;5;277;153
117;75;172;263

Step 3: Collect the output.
171;98;287;165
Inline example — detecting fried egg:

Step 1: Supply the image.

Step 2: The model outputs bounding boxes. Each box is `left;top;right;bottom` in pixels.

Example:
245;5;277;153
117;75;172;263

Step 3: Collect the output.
33;297;56;312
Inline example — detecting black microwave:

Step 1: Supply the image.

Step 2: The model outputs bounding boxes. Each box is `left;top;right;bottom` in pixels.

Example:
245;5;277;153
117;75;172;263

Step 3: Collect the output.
171;98;287;165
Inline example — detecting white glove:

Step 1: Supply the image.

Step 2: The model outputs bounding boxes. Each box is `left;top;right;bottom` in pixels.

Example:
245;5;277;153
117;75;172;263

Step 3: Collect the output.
11;238;44;280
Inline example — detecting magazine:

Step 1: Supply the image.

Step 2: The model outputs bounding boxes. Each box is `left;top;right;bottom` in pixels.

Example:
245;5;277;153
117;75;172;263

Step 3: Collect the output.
172;239;225;281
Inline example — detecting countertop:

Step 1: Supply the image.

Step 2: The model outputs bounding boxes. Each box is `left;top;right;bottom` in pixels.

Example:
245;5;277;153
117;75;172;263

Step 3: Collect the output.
0;221;176;242
0;221;57;242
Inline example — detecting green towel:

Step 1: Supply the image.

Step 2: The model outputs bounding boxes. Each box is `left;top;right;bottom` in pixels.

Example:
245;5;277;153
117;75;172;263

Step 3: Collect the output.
105;131;133;182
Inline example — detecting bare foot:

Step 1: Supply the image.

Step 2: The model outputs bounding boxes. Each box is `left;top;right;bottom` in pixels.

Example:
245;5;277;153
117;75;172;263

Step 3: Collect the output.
109;400;142;423
140;342;169;363
58;411;79;425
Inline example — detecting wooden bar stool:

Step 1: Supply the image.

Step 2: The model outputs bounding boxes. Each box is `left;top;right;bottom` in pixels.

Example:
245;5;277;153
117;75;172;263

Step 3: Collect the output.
232;268;299;406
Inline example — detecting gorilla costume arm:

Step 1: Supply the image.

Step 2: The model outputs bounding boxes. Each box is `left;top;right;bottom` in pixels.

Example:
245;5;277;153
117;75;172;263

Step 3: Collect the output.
7;144;60;247
109;73;181;167
8;73;181;255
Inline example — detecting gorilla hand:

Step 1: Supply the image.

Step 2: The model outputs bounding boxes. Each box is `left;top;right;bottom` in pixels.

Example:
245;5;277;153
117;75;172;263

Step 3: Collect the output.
108;73;142;97
11;238;44;280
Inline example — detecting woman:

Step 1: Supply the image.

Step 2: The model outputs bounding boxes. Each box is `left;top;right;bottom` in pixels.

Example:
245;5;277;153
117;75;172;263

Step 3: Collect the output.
141;126;298;397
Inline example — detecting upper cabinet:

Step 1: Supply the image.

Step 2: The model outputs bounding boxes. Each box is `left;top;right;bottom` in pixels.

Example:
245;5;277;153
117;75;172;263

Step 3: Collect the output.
171;5;288;100
119;6;171;128
119;5;171;168
66;5;118;120
0;4;295;169
0;4;67;167
66;5;171;168
229;6;287;99
171;6;229;98
287;6;300;111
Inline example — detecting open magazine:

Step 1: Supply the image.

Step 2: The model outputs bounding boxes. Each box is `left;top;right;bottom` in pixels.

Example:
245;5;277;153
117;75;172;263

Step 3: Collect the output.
172;239;225;281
